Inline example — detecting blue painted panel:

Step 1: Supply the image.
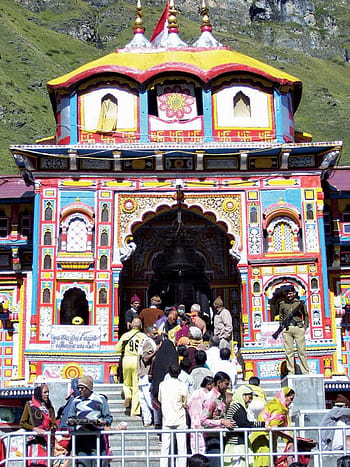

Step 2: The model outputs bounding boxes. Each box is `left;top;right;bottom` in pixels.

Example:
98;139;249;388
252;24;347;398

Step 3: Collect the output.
202;88;213;142
59;191;95;208
31;192;41;319
139;88;149;143
261;189;302;211
70;92;78;144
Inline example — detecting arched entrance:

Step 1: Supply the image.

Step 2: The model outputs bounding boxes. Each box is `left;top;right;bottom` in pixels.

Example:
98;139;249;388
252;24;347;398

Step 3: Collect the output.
60;287;89;325
119;205;242;341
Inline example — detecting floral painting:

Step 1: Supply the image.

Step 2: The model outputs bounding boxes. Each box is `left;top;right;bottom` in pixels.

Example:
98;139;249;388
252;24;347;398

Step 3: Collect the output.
157;83;197;121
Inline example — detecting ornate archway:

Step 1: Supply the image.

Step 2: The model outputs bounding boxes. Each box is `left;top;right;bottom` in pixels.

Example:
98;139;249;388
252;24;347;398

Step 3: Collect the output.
118;194;243;341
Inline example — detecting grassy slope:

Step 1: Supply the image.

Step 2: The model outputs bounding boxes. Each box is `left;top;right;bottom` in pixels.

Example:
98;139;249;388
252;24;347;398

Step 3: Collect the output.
0;0;349;175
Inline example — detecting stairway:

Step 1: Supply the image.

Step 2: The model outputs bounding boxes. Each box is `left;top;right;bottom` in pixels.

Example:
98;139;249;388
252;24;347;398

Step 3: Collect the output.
94;383;161;466
94;379;284;466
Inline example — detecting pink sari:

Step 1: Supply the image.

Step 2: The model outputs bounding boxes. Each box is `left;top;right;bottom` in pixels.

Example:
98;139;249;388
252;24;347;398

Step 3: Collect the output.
27;398;53;467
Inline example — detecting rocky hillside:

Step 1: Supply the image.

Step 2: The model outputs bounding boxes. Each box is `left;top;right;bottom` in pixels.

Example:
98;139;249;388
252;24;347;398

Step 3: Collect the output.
0;0;349;172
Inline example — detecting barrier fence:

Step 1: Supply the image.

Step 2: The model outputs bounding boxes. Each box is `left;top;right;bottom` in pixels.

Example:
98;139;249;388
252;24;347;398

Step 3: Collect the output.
1;425;350;466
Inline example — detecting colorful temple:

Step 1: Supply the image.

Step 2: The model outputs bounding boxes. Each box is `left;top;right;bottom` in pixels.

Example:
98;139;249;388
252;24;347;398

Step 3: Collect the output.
0;0;349;389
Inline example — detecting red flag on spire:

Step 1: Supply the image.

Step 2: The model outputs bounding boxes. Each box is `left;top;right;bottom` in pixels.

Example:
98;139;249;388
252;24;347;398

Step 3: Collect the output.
150;1;170;45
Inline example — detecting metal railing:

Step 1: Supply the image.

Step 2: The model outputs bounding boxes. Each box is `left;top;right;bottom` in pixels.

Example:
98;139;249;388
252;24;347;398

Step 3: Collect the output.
1;425;350;466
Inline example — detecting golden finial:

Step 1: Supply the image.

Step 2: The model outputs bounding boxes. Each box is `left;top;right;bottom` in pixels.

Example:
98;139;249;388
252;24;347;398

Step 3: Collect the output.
200;0;212;31
168;0;179;32
133;0;144;32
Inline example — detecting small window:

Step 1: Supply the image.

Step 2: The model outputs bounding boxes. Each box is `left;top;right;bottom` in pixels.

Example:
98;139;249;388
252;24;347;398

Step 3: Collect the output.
0;213;9;238
100;231;108;246
44;230;52;245
233;91;251;118
306;204;314;220
97;94;118;132
100;255;108;270
253;281;261;293
43;288;51;304
45;202;53;221
43;254;52;270
20;209;32;239
250;206;258;224
101;204;109;222
99;287;107;304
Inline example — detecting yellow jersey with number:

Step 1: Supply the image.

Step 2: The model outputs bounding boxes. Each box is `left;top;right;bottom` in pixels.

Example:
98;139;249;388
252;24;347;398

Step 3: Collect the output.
115;329;146;357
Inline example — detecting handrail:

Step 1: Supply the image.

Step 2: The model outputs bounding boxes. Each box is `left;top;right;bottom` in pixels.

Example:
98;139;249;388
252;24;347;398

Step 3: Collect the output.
1;425;349;466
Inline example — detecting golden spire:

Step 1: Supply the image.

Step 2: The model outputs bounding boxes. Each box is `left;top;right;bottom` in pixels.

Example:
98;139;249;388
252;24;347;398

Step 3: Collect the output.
125;0;151;48
133;0;144;32
200;0;212;32
193;0;222;47
168;0;179;33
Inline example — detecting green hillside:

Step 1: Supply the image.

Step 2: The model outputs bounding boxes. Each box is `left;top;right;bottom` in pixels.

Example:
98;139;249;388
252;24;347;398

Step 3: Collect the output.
0;0;349;174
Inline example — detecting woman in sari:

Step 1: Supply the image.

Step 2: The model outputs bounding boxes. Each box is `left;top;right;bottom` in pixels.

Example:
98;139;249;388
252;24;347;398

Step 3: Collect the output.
20;383;56;466
250;387;295;467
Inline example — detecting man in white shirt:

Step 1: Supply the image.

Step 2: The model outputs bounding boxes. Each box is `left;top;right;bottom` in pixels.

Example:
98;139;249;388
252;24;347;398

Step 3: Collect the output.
206;335;221;371
158;363;188;467
210;347;237;388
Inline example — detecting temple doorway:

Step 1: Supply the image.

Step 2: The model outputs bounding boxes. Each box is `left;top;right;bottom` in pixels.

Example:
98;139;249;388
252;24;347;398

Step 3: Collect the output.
119;206;242;342
60;287;89;325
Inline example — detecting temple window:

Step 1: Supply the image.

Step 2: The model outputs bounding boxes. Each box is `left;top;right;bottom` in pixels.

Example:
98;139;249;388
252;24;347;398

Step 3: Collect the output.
148;80;202;119
100;254;108;270
97;94;118;132
323;205;332;235
0;211;9;238
233;91;251;118
43;254;52;269
342;206;350;234
306;203;314;220
99;287;108;304
253;281;261;293
310;277;319;290
20;209;32;239
265;216;301;253
101;204;109;222
43;230;52;245
60;287;89;325
43;288;51;304
44;202;53;221
66;217;88;252
100;230;109;246
249;206;258;224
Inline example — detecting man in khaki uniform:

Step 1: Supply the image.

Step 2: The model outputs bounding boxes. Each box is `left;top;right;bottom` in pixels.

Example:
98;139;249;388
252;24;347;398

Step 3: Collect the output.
116;318;146;416
278;285;309;374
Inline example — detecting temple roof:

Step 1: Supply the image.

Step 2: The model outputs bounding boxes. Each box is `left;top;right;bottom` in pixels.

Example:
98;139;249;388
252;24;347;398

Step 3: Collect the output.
47;48;302;108
0;176;34;200
326;167;350;191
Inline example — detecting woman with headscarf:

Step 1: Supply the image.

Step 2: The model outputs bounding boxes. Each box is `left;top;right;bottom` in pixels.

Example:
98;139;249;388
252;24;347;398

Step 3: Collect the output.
224;385;265;467
20;383;56;466
150;337;178;428
250;387;295;467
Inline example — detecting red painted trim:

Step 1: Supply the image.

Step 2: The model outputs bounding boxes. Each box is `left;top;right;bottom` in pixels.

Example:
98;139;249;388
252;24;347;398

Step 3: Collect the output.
48;62;302;90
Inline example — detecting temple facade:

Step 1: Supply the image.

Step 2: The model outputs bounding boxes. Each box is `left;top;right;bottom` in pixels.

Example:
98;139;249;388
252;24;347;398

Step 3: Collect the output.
1;0;347;386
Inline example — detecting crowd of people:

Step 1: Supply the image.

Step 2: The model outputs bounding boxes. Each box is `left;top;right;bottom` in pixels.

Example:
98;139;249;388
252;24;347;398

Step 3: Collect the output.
14;292;350;467
116;295;309;466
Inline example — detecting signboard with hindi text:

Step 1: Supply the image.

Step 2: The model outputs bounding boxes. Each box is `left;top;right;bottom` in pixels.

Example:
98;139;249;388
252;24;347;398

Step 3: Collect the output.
50;325;101;351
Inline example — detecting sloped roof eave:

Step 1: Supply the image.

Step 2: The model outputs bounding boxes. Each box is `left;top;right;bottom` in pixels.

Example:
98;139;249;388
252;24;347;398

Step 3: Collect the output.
47;62;302;89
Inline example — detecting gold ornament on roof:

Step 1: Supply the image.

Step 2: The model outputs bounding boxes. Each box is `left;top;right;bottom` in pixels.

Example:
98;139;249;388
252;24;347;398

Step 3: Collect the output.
168;0;178;31
133;0;144;31
200;0;212;29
